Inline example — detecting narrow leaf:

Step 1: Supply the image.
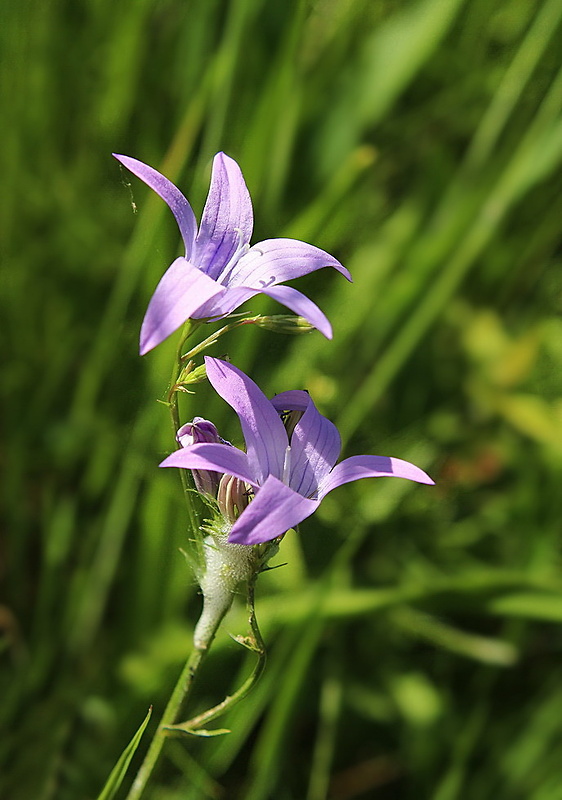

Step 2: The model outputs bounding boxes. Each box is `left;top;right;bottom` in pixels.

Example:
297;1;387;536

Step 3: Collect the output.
164;723;231;737
96;707;152;800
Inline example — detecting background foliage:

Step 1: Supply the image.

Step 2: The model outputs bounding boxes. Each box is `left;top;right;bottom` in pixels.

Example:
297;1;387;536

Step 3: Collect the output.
2;0;562;798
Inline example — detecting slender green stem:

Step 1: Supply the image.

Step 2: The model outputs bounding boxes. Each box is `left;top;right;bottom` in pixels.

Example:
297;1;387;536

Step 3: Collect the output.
170;571;266;733
125;319;269;796
166;320;203;529
124;611;225;800
181;315;261;362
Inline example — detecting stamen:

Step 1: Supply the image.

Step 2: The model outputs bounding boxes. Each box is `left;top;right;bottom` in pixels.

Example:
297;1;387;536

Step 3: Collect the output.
283;446;292;485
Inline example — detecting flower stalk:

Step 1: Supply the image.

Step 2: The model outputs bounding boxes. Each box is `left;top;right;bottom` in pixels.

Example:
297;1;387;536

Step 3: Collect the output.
124;606;224;800
124;537;271;799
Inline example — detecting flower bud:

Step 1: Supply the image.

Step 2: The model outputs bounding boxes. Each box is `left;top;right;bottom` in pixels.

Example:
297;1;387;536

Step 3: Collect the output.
176;418;222;497
251;315;314;334
177;361;207;386
217;474;252;523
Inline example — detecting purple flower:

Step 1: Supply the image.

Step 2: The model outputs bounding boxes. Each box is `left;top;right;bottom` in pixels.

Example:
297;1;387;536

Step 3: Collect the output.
160;358;434;546
113;152;351;354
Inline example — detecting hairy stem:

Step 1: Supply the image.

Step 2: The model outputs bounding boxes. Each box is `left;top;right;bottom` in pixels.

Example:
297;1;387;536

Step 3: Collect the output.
167;320;203;528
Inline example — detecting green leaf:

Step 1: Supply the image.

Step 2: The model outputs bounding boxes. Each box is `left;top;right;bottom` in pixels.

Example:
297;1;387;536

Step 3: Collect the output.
164;724;231;738
95;707;152;800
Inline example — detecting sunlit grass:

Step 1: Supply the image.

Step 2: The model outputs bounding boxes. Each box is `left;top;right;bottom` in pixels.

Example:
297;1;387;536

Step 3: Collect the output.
2;0;562;798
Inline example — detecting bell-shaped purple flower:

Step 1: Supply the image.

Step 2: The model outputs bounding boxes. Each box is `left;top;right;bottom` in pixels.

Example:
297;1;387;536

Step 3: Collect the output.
160;358;434;546
113;152;352;354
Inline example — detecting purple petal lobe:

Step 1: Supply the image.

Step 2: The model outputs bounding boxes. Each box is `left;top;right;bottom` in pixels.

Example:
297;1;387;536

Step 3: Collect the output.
228;475;318;545
288;399;341;497
227;239;352;287
270;390;311;413
192;285;256;320
204;358;287;483
113;154;197;258
160;443;258;487
261;285;333;339
140;258;224;354
318;455;435;500
194;153;254;280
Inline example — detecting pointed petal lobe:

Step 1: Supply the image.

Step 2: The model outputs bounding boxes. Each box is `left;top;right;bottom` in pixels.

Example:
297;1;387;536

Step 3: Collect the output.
318;455;435;500
270;390;311;413
261;284;332;339
194;153;254;280
140;258;224;354
159;443;258;487
204;358;288;483
113;154;197;258
288;399;341;497
192;282;333;339
227;239;352;287
228;475;318;545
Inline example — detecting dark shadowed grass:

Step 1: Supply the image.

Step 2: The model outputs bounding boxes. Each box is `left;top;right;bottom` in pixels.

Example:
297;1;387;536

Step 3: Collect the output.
1;0;562;798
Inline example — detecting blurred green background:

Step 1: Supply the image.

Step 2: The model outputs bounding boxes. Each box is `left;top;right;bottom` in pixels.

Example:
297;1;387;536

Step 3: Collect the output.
2;0;562;798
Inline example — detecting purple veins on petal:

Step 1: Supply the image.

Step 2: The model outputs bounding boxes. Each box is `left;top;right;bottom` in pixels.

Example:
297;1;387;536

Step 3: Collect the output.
204;357;288;484
194;153;254;280
287;399;341;497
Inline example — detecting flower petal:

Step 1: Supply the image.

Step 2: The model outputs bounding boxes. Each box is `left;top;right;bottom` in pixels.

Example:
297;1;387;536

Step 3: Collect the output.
204;358;288;484
194;153;254;280
159;442;258;487
288;398;341;497
228;475;319;545
113;154;197;259
192;285;256;320
192;283;333;340
140;257;224;354
226;238;352;287
261;285;333;339
317;455;435;500
270;390;311;413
